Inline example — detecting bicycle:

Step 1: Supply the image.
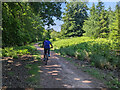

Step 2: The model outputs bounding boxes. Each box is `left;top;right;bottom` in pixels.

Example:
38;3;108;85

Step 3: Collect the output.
44;53;48;65
43;46;53;65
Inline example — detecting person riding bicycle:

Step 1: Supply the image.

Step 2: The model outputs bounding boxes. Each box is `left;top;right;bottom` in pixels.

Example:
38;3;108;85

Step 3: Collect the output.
42;38;53;60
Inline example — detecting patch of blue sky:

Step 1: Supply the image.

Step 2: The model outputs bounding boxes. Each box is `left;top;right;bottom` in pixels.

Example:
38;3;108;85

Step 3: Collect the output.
88;0;119;2
66;0;119;2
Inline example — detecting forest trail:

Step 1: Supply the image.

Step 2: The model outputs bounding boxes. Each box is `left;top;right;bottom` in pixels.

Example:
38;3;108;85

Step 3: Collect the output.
34;43;106;88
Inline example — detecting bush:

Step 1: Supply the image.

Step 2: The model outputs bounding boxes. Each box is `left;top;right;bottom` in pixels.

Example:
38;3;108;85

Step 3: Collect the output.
2;44;37;57
53;36;119;70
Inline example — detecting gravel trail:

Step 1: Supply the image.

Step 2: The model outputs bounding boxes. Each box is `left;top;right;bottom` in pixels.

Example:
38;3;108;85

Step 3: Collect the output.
35;43;106;88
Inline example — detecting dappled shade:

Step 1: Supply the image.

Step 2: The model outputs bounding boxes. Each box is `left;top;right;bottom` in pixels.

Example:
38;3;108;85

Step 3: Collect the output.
2;55;40;88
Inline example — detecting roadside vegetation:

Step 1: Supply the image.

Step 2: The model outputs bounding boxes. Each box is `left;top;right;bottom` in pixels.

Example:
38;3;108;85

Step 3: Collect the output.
53;37;120;70
51;1;120;88
1;1;120;88
2;43;37;58
61;54;120;88
2;2;62;88
2;43;42;88
52;37;120;88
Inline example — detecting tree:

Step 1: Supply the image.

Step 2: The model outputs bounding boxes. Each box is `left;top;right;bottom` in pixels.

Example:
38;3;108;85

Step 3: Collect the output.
108;6;116;30
83;1;109;38
29;2;62;26
95;1;110;38
109;2;120;45
61;2;88;37
98;9;109;38
83;3;99;38
96;1;104;16
2;2;62;47
50;28;61;40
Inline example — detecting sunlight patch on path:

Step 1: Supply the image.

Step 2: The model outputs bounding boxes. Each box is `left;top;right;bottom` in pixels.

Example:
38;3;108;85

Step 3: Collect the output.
51;73;58;76
38;70;43;73
82;80;92;83
74;78;81;81
45;64;61;68
63;84;73;88
8;60;13;63
55;78;62;81
35;43;105;88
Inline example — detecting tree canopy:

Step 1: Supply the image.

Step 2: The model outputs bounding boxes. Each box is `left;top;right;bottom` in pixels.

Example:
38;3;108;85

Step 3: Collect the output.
61;2;88;37
2;2;62;47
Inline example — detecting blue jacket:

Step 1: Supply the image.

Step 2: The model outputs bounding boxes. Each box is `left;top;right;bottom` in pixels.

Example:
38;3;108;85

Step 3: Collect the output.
43;40;51;49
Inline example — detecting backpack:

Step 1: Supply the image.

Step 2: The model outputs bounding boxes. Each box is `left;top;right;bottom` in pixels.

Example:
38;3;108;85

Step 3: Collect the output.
44;40;49;48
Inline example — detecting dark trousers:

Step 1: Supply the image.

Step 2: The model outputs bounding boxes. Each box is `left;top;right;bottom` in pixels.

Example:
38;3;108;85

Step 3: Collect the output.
44;48;50;58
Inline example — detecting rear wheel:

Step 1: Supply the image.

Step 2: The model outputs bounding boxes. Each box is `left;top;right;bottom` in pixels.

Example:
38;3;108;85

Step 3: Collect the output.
45;60;47;65
45;54;48;65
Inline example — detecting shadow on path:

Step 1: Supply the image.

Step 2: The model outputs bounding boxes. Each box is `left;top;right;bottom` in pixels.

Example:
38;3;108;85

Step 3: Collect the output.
35;43;106;88
2;55;39;88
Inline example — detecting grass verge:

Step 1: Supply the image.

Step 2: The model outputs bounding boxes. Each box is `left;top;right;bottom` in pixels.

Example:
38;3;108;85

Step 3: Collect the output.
25;47;42;88
55;50;120;88
2;43;42;88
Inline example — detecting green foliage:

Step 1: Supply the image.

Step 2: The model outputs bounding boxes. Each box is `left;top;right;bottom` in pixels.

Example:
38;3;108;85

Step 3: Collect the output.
27;64;40;75
2;2;44;46
61;2;88;37
83;67;120;88
83;1;119;43
83;2;109;38
50;29;61;40
2;44;37;57
98;9;109;38
29;2;62;26
2;2;62;47
25;62;42;87
109;3;120;46
106;78;120;88
2;47;17;57
53;37;120;70
50;38;60;42
7;71;14;76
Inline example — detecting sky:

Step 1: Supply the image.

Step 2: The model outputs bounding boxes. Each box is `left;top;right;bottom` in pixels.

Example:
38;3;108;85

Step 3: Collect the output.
45;1;119;32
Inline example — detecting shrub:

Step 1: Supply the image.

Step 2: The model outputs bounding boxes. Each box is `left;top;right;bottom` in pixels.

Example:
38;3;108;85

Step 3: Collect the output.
53;36;119;70
2;44;37;57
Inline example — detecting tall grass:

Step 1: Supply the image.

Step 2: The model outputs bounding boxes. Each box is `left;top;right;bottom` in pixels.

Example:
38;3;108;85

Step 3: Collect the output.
53;37;120;70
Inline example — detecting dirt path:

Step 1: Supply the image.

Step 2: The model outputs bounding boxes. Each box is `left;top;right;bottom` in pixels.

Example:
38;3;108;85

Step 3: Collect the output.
2;55;35;88
34;43;106;88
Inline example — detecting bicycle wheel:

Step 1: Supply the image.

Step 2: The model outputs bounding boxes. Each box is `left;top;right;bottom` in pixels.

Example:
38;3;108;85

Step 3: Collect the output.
45;54;48;65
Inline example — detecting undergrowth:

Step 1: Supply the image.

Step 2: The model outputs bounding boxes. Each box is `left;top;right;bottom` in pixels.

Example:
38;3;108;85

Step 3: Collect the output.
53;37;120;70
53;36;120;88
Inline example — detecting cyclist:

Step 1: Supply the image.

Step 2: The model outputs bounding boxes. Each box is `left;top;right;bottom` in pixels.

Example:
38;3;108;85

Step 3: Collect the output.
42;38;53;60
